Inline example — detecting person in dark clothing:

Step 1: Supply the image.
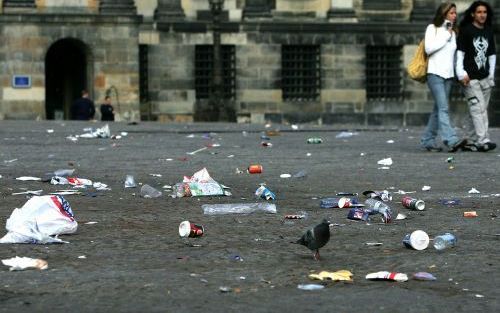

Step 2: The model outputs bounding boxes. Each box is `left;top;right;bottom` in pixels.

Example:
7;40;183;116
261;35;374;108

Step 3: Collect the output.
71;90;95;121
100;96;115;121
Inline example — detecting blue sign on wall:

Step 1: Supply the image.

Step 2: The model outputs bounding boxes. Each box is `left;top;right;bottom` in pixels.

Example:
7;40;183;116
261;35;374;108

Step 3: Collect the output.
12;75;31;88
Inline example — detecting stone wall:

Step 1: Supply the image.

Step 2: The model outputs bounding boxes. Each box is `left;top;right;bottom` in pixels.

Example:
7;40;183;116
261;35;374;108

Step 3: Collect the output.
0;14;140;120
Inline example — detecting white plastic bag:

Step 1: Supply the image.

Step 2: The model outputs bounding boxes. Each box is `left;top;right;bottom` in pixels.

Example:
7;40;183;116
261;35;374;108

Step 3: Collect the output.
0;195;78;244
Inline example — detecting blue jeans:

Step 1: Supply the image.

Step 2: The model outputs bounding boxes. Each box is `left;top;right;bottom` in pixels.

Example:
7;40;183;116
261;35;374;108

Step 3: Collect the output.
421;74;459;148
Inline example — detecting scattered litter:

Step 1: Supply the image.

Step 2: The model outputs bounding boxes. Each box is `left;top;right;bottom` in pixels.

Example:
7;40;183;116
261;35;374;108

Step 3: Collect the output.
219;286;232;293
307;137;323;144
78;255;86;259
248;165;263;174
15;176;41;181
47;129;54;133
403;230;429;250
50;177;92;186
149;174;162;177
309;270;353;282
284;214;307;220
366;242;383;246
335;131;358;139
4;159;18;163
12;190;43;196
79;124;110;139
84;221;98;225
0;195;77;244
422;186;431;191
172;168;230;197
394;190;416;195
413;272;436;281
366;271;408;282
50;190;81;196
433;233;457;250
293;170;307;178
202;203;277;215
378;166;390;170
463;211;477;217
363;190;392;202
124;175;137;188
2;256;48;271
255;185;276;200
475;294;485;298
297;284;325;291
439;199;461;205
279;174;291;179
468;188;480;194
377;158;393;166
396;213;407;220
140;184;162;198
187;147;208;155
386;140;394;144
179;221;204;238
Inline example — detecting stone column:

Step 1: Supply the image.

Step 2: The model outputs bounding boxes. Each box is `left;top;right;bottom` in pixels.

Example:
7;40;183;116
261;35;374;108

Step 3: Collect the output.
327;0;356;20
411;0;437;21
2;0;35;9
155;0;185;21
99;0;137;15
243;0;274;19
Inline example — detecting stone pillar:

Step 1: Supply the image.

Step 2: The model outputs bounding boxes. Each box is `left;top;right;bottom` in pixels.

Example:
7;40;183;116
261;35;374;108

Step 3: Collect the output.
2;0;35;9
99;0;137;15
243;0;274;19
327;0;356;20
411;0;437;22
155;0;185;21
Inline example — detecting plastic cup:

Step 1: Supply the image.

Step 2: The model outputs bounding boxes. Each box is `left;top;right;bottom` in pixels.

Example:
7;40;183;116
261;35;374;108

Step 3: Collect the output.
179;221;204;238
403;230;429;250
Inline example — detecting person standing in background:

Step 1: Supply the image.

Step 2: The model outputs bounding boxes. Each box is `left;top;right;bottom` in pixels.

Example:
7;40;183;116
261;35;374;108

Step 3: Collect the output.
71;90;95;121
421;2;466;152
100;96;115;121
456;1;497;152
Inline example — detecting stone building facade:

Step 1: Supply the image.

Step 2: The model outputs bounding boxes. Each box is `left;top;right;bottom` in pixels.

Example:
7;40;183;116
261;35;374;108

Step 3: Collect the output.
0;0;499;126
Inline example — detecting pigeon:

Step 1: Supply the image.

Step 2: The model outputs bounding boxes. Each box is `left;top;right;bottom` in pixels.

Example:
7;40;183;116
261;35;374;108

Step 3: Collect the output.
295;219;331;260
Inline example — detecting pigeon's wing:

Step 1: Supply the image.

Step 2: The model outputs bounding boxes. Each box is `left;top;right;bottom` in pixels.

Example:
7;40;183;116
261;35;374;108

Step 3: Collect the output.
297;228;315;249
312;223;330;249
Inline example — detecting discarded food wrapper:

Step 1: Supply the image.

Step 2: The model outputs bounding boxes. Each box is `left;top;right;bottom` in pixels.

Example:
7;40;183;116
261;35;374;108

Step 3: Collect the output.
2;256;48;271
173;168;230;197
468;188;480;194
79;124;111;139
297;284;325;291
255;185;276;200
50;176;93;186
463;211;477;217
413;272;436;281
309;270;353;282
377;158;393;166
422;185;431;191
347;208;371;221
202;203;277;215
0;195;77;244
439;199;461;206
366;271;408;282
140;184;162;198
363;190;392;202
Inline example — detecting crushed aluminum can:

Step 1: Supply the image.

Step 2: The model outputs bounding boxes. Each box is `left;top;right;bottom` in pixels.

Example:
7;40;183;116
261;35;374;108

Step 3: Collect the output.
463;211;477;217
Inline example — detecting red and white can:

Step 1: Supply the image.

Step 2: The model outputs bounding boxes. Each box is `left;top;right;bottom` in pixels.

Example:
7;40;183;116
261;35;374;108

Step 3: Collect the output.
401;196;425;211
463;211;477;217
179;221;204;238
248;164;263;174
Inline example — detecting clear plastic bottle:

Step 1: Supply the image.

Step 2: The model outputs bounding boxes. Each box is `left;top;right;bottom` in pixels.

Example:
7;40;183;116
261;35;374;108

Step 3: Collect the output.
433;233;457;250
364;198;395;223
202;203;277;215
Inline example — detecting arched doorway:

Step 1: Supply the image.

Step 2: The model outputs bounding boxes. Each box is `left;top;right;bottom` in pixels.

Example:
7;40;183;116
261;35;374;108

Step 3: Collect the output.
45;38;92;120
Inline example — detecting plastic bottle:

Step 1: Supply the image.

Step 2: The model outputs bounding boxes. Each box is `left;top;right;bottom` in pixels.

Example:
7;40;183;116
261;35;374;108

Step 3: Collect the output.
307;137;323;144
364;198;395;223
124;175;137;188
202;203;277;215
140;184;162;198
433;233;457;250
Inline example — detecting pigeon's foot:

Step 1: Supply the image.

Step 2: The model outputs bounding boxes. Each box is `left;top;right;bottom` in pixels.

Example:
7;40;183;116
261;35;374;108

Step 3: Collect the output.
313;250;320;261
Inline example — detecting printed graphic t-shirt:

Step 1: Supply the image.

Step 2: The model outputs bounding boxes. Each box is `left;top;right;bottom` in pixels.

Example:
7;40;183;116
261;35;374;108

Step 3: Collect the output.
457;23;496;80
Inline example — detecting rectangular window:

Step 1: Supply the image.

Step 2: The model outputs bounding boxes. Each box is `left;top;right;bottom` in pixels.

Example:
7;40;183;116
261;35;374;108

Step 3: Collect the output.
366;46;403;101
281;45;321;101
139;45;149;103
363;0;401;10
195;45;236;100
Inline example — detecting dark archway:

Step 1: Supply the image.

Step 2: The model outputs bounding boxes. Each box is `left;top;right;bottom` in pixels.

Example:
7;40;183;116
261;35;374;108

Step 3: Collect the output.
45;38;91;120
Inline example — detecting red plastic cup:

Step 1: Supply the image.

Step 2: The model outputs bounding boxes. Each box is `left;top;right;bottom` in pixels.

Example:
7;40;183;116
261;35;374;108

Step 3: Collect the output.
179;221;204;238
